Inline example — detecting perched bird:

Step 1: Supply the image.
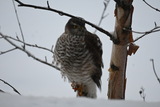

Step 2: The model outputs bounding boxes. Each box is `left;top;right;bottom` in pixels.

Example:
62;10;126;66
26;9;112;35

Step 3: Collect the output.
53;18;103;98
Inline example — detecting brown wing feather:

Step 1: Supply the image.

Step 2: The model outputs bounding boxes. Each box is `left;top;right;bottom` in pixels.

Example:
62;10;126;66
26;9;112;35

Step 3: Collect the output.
85;32;103;89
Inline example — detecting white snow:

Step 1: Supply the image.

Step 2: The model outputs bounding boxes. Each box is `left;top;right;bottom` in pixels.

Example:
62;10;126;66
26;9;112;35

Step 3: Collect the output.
0;93;159;107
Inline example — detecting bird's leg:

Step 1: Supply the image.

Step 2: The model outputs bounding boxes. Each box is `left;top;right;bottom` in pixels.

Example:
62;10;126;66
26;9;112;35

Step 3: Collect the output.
71;82;77;92
77;84;83;96
71;82;83;96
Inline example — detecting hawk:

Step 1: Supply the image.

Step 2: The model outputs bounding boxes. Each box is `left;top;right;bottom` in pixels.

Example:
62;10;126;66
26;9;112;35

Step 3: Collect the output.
53;18;103;98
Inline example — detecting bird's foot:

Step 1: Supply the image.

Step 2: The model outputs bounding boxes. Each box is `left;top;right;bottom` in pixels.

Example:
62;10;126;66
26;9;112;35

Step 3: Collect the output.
71;82;83;96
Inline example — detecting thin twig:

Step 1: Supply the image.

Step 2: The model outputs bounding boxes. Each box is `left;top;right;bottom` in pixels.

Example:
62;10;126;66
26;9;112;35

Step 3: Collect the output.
14;0;119;44
143;0;160;12
0;32;60;71
94;0;110;34
0;48;17;55
123;26;160;42
150;59;160;84
45;56;47;62
0;79;21;95
0;89;5;93
2;35;53;54
125;26;160;34
51;45;54;51
47;1;50;8
134;26;160;42
12;0;25;48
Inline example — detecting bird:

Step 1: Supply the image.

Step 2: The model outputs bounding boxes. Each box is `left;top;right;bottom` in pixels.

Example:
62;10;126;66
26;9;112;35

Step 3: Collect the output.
53;18;103;98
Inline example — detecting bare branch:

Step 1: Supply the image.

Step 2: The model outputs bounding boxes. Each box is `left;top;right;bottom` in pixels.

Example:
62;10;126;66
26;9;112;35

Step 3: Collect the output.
0;48;17;55
1;35;53;54
0;89;5;93
143;0;160;12
94;0;110;33
0;79;21;95
45;56;47;62
123;26;160;42
0;32;60;71
51;45;54;52
134;26;160;42
47;1;50;8
12;0;25;48
14;0;119;44
124;26;160;34
150;59;160;84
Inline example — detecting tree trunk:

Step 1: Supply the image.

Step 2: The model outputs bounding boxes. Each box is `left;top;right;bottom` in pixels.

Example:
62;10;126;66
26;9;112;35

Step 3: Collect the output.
108;0;134;99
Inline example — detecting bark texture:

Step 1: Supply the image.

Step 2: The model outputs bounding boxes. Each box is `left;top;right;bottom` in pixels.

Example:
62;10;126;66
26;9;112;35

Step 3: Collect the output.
108;0;134;99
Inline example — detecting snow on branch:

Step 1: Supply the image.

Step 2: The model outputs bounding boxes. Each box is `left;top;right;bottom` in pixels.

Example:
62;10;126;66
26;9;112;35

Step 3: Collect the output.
14;0;119;44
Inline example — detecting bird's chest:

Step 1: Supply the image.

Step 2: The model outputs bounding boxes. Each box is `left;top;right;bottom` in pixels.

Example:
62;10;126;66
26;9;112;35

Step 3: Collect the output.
65;35;86;58
56;35;94;83
60;35;91;70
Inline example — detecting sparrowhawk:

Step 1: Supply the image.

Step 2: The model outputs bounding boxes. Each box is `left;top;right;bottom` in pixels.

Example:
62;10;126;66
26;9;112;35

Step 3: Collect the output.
53;18;103;98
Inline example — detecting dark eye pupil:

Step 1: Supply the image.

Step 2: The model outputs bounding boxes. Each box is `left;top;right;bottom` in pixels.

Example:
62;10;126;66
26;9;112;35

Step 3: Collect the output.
73;25;77;29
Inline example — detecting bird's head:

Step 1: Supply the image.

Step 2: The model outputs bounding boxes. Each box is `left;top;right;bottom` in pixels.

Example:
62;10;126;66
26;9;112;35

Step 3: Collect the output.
65;18;86;34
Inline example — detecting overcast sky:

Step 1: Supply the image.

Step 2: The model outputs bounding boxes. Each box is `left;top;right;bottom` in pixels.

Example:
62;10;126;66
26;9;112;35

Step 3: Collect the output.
0;0;160;101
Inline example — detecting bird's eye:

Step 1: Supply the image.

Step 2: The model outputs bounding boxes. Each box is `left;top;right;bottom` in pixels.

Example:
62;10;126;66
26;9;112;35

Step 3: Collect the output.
73;25;78;29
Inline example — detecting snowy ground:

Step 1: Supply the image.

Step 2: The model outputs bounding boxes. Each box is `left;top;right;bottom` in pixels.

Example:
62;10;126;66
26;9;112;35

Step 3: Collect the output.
0;93;159;107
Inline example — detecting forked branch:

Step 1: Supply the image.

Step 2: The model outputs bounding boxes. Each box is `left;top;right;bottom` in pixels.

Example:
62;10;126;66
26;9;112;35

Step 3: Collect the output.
94;0;110;34
0;33;60;71
2;35;54;54
124;25;160;43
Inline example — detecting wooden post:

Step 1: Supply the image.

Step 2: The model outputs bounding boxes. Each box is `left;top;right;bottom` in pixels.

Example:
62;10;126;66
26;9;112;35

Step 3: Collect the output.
108;0;134;99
